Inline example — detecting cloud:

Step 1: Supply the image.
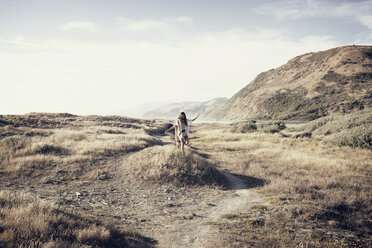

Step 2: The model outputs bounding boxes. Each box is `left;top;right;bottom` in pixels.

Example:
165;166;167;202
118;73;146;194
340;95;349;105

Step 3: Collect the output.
166;16;193;23
116;18;171;31
333;1;372;30
254;0;372;30
60;21;99;32
253;0;324;21
357;15;372;29
116;16;192;32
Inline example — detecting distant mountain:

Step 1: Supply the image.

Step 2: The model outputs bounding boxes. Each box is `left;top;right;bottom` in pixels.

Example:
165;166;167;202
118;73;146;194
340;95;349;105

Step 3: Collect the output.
142;97;228;120
120;101;172;118
206;45;372;121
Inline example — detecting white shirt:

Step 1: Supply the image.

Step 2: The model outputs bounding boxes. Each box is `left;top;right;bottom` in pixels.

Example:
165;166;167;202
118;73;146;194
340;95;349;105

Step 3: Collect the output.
174;119;193;135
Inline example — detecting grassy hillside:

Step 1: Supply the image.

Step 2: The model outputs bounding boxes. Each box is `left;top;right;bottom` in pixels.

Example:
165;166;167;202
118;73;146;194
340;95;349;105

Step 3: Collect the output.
207;45;372;121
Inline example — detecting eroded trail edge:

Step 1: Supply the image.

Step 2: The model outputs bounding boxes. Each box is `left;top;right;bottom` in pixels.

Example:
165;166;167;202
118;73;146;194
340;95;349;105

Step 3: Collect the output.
168;171;263;248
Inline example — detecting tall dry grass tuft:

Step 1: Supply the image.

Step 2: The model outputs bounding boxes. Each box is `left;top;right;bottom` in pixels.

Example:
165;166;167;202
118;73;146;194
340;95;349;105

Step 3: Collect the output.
125;145;226;187
0;190;154;248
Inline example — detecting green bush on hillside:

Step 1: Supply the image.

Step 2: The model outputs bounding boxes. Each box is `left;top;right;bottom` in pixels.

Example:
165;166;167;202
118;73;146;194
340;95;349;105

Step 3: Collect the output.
325;125;372;149
296;109;372;149
260;122;286;134
262;87;328;120
231;121;257;133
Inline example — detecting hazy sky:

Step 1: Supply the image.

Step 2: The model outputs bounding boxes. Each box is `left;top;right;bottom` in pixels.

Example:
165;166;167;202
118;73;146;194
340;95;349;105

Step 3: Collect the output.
1;0;371;116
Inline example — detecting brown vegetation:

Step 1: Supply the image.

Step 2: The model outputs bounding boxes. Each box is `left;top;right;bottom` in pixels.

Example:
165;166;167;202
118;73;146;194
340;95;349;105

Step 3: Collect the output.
0;112;371;247
0;190;154;248
0;113;166;247
125;145;226;187
0;113;163;181
293;108;372;149
230;109;371;150
192;120;371;247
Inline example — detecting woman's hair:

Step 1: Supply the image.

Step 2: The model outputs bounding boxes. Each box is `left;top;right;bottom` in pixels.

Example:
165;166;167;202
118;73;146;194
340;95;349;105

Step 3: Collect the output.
179;112;188;126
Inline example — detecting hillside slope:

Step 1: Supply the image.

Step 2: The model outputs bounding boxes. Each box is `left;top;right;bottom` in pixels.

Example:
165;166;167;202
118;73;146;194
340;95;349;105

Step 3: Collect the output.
207;46;372;121
142;97;227;120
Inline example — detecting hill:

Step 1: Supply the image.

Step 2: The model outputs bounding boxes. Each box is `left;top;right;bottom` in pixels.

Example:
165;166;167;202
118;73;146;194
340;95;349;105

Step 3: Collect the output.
142;97;227;120
206;45;372;121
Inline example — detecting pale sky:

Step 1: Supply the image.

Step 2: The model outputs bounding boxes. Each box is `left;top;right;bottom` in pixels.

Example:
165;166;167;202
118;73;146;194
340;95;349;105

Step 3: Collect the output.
1;0;371;116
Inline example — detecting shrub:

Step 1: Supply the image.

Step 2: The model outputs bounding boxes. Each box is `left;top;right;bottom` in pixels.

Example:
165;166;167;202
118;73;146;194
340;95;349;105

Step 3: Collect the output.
231;121;257;133
296;116;334;133
322;70;348;84
33;144;70;156
325;125;372;149
295;109;372;149
126;145;226;187
260;122;286;134
294;132;312;138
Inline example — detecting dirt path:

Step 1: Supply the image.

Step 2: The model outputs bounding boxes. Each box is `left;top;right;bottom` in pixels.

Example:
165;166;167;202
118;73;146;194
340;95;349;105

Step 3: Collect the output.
153;135;265;248
165;171;262;248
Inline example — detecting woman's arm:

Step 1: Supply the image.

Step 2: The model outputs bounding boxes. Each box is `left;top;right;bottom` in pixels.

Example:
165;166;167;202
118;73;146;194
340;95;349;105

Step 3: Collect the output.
192;113;200;122
164;125;175;133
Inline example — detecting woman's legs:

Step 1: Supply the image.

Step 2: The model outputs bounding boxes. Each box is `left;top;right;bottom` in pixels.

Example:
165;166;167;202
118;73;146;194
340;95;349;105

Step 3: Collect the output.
180;140;185;155
174;126;181;147
179;134;186;154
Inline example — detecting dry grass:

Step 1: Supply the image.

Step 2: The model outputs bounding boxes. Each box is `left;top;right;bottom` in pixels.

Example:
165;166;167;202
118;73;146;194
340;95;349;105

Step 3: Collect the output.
1;113;370;247
193;123;372;247
0;113;169;247
0;114;162;180
0;190;154;248
125;145;226;187
293;108;372;149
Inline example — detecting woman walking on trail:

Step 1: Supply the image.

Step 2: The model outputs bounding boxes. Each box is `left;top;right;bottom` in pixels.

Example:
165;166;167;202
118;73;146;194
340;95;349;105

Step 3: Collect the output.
165;112;199;154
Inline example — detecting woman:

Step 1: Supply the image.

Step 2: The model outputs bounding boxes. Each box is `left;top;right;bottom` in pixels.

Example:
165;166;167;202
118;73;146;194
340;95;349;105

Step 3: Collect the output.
166;112;199;154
